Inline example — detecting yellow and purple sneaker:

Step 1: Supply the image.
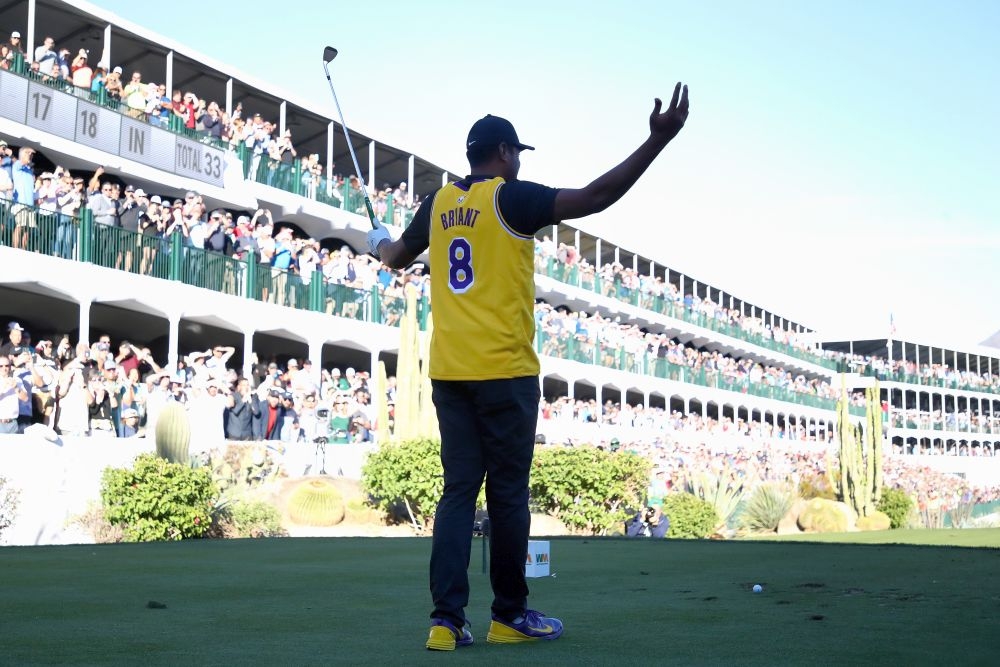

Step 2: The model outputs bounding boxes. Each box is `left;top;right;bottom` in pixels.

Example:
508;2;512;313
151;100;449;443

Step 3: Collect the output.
486;609;564;644
425;619;474;651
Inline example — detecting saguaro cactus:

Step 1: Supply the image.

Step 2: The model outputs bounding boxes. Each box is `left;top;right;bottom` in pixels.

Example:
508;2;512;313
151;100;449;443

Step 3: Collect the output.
393;285;438;440
836;376;883;517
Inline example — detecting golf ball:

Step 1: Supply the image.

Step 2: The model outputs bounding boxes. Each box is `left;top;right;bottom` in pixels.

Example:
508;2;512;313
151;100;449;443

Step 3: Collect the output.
752;584;763;594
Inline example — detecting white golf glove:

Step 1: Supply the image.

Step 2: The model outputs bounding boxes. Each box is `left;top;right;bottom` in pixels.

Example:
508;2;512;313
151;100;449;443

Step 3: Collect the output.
367;220;391;259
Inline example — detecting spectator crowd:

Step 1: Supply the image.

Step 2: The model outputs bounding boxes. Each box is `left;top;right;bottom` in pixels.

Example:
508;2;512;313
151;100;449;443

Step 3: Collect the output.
0;26;419;223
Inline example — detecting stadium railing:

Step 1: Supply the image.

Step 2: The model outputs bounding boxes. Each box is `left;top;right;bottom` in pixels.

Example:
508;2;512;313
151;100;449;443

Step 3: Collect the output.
535;256;842;372
0;197;431;330
856;366;999;396
533;328;866;416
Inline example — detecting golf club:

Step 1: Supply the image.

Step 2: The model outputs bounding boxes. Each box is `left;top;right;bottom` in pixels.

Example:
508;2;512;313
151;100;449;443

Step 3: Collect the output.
322;46;379;229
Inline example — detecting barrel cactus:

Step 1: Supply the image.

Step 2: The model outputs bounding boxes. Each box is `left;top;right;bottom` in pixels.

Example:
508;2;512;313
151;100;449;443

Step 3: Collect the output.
287;478;345;526
797;498;848;533
155;402;191;464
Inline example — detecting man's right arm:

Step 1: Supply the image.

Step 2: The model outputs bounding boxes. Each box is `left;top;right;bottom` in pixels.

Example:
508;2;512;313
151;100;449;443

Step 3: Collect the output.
373;190;435;270
552;84;689;222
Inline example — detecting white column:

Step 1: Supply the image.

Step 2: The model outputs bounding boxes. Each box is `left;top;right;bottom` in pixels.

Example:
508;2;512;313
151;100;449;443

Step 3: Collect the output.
279;101;287;137
26;0;36;62
368;141;376;192
407;155;415;206
326;122;335;196
165;52;174;98
77;297;93;346
167;312;181;372
370;350;382;423
225;78;233;118
441;171;449;187
242;329;254;381
308;338;324;383
595;238;601;269
101;24;111;70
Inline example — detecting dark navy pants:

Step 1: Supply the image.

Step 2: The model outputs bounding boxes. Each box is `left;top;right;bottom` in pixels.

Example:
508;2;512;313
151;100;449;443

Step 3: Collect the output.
429;376;540;627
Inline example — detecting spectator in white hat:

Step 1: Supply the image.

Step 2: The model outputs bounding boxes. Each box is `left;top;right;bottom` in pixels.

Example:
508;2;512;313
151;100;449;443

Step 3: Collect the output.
120;408;140;438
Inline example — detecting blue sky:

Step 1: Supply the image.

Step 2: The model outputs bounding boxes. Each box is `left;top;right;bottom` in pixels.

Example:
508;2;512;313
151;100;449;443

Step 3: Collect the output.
92;0;1000;349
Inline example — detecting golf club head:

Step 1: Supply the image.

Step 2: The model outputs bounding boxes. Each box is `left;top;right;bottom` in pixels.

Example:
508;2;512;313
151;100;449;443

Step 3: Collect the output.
323;46;338;64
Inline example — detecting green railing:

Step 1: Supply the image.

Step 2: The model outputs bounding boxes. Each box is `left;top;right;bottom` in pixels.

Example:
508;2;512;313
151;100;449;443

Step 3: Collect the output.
858;367;999;396
0;197;433;330
237;149;417;226
890;414;999;435
0;201;80;259
535;328;866;416
536;256;842;372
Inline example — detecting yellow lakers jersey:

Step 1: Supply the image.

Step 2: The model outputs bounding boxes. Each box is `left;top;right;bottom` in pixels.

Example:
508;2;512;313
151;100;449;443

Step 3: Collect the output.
428;177;538;380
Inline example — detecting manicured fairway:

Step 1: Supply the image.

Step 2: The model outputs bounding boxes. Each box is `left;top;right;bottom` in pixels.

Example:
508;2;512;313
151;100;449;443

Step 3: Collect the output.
1;535;997;665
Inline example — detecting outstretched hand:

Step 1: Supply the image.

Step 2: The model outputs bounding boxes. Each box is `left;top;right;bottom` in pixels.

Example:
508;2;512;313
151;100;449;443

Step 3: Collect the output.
649;83;690;144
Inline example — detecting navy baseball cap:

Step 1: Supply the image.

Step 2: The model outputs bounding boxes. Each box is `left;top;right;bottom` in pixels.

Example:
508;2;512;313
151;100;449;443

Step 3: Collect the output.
466;115;534;151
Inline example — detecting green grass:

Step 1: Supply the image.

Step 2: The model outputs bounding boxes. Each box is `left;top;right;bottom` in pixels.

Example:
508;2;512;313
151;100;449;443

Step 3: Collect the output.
1;535;998;665
756;527;1000;547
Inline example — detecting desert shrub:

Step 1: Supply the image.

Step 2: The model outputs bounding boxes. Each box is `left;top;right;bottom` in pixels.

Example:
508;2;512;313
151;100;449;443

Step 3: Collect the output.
741;483;795;533
798;474;837;501
529;447;649;535
287;478;345;527
101;453;217;541
684;464;746;532
210;443;284;494
797;498;847;533
661;492;718;539
0;475;20;541
856;511;891;531
877;486;914;529
214;500;287;538
73;502;124;543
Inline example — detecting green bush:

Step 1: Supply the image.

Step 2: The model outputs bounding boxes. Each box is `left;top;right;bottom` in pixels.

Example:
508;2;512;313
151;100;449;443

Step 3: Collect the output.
877;486;914;529
741;483;795;533
662;492;718;539
363;438;471;529
101;453;217;541
215;500;287;538
529;447;649;535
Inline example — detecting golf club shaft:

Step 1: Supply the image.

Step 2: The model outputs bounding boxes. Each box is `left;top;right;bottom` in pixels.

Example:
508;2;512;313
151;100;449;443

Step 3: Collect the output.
322;61;378;228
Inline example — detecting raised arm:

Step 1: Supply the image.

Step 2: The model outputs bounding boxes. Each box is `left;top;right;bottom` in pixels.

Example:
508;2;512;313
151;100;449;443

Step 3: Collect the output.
552;83;689;222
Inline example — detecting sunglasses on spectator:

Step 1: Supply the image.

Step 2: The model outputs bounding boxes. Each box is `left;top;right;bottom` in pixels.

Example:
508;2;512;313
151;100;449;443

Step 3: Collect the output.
0;363;10;368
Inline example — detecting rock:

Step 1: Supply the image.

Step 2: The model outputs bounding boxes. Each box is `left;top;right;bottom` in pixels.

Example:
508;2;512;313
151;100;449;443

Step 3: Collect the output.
856;511;891;531
777;498;806;535
529;513;572;536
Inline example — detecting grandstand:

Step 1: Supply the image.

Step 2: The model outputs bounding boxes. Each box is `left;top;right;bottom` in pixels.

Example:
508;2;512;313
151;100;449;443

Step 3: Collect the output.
2;0;998;506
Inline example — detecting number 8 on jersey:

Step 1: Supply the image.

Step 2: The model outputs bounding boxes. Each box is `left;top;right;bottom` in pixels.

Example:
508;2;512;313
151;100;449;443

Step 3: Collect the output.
448;237;474;293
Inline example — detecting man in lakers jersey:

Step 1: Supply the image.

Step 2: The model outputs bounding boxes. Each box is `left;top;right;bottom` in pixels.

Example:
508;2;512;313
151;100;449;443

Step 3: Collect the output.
369;83;690;651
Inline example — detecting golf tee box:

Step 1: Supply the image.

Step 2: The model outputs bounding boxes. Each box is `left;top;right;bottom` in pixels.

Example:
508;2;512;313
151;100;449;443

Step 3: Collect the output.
525;540;550;578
